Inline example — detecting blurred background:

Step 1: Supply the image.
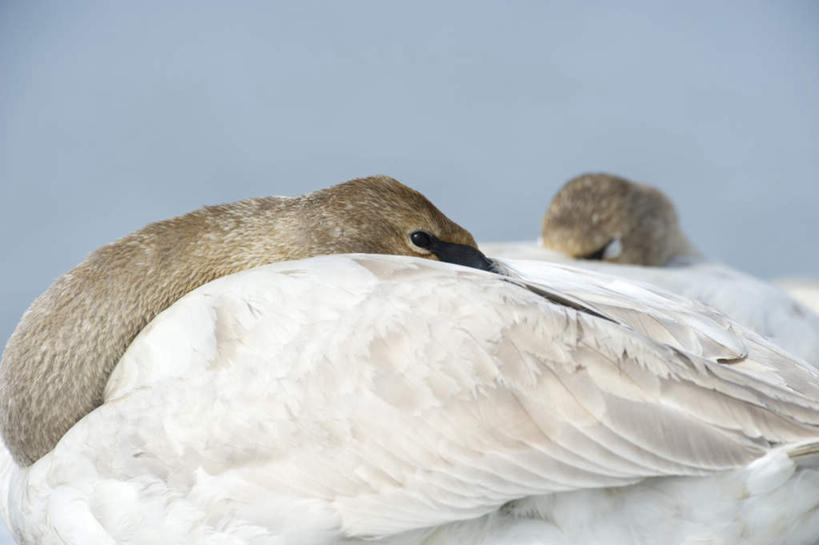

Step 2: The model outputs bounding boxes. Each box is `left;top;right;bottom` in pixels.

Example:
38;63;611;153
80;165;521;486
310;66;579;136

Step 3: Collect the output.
0;1;817;539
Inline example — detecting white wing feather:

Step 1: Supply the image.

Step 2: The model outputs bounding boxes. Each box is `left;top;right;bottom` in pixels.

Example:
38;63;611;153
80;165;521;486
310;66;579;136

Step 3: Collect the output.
483;241;819;367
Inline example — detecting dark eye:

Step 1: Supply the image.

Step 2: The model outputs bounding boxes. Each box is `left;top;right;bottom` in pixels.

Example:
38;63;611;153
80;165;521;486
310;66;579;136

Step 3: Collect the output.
410;231;433;249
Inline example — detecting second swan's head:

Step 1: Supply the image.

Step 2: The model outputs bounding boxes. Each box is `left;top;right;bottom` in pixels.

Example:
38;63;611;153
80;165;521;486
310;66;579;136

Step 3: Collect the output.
541;173;694;267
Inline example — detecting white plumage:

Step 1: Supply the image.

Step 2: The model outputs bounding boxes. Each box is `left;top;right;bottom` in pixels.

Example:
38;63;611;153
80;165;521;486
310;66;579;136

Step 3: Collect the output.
2;254;819;544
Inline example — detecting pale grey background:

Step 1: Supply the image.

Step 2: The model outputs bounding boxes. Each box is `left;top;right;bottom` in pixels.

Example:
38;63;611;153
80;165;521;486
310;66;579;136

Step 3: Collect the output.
0;1;818;541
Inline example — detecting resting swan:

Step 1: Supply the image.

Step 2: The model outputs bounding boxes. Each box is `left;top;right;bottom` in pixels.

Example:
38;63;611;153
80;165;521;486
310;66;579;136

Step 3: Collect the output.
482;173;819;368
3;175;819;544
0;175;493;468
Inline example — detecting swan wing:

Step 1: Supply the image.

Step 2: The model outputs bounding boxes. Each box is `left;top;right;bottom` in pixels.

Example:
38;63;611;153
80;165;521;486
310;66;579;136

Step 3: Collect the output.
485;244;819;367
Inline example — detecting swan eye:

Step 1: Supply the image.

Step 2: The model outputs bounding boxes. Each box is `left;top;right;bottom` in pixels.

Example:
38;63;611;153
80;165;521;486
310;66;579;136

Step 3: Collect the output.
410;231;433;249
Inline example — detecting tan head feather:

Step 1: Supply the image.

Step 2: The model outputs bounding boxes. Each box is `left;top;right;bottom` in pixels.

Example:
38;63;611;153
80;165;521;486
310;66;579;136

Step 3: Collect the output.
541;173;695;266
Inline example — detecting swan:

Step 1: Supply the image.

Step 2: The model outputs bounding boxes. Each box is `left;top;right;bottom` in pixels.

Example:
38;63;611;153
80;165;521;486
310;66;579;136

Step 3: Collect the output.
2;253;819;544
0;175;494;468
3;174;819;544
482;173;819;367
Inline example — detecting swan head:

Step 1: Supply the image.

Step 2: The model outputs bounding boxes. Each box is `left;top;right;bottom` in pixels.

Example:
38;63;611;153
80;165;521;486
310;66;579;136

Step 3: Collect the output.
299;176;494;271
540;173;694;267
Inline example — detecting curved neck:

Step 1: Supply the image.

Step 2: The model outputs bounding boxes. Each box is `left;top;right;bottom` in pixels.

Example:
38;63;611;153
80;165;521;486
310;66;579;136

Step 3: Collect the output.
0;196;314;466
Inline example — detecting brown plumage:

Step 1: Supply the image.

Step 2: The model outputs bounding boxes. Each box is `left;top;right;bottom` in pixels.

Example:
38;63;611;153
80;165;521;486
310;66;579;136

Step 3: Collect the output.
0;175;481;466
541;173;695;266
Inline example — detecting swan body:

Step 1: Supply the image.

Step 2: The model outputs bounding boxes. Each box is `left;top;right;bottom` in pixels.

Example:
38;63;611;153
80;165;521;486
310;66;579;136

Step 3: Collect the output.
3;254;819;544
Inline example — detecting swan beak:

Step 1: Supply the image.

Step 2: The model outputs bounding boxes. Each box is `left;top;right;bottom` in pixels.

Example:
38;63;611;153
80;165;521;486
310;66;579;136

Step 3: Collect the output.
429;239;498;273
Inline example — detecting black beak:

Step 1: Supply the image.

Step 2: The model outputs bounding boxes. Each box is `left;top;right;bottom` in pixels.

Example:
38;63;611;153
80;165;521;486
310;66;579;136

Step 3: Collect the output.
428;237;498;272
